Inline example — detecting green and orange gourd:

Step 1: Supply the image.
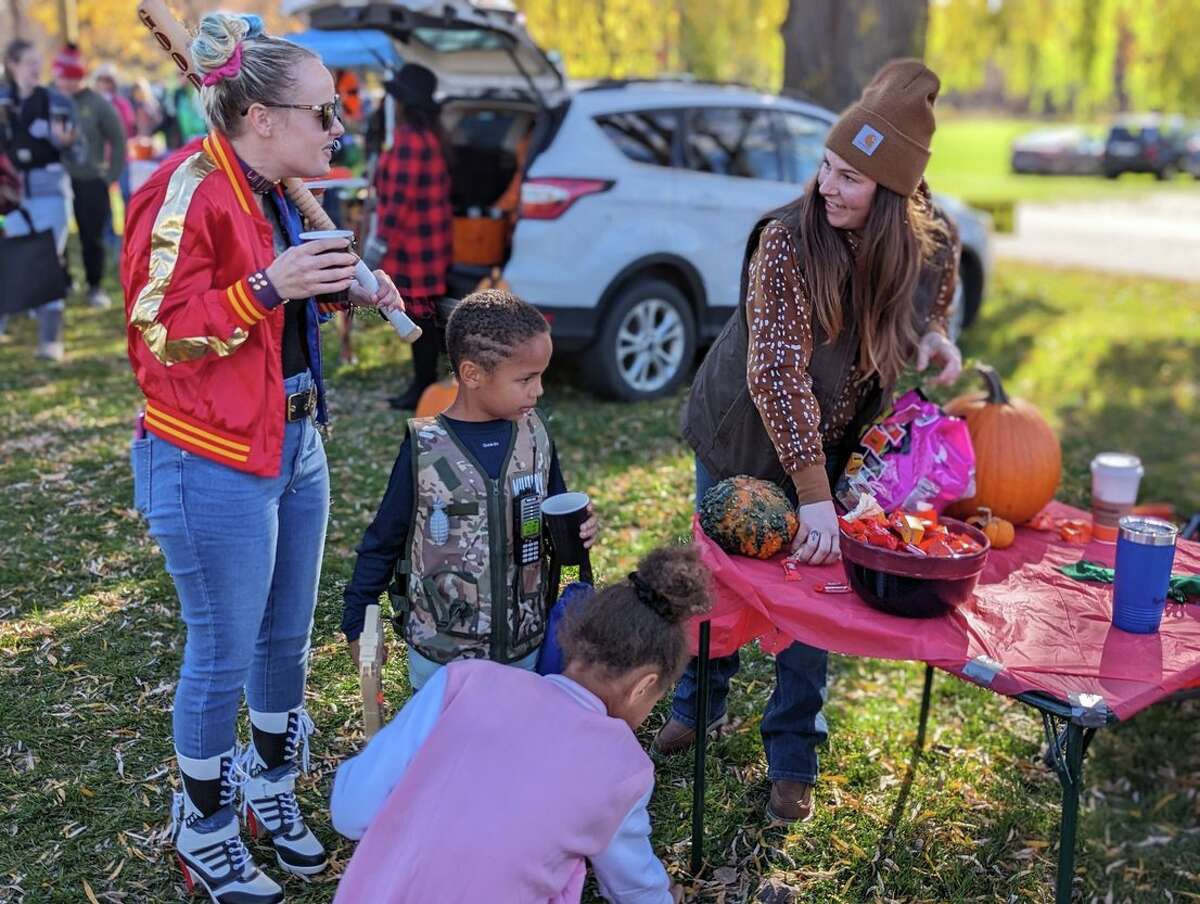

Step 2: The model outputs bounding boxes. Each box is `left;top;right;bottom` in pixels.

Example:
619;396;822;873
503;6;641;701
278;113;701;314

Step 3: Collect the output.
700;476;799;559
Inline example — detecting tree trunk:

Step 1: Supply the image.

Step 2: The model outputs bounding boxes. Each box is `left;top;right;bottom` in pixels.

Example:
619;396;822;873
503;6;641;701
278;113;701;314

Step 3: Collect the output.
781;0;929;111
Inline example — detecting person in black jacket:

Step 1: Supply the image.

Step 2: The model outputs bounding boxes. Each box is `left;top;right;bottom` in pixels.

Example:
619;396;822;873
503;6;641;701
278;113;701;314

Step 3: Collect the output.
0;39;80;359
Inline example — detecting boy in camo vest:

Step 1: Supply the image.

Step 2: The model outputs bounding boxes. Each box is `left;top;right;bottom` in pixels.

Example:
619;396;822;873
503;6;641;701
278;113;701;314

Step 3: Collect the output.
342;289;598;690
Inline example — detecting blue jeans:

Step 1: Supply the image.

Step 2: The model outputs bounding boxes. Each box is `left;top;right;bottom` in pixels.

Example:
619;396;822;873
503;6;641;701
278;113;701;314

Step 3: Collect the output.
670;459;829;784
132;371;330;759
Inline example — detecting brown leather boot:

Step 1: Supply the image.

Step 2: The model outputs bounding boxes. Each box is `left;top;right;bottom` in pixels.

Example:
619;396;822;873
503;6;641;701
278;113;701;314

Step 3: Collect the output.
649;714;727;757
767;780;815;825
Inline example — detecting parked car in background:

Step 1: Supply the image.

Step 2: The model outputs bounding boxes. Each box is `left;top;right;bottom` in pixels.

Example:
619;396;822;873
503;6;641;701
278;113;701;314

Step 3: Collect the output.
1010;127;1103;175
286;0;993;401
1103;115;1189;180
1183;127;1200;180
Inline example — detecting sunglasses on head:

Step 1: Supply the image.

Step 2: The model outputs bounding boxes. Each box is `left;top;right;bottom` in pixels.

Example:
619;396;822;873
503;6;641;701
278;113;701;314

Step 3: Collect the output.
243;95;342;132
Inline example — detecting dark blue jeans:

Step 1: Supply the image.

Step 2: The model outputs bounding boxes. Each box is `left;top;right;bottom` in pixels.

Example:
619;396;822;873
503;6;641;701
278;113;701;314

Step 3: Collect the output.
671;459;829;784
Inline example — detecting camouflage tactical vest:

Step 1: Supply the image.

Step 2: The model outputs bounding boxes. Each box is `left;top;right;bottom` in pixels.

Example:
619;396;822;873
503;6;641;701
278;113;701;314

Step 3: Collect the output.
390;413;553;665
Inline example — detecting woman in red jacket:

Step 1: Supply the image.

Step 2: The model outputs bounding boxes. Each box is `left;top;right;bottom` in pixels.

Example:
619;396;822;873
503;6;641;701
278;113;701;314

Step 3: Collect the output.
122;13;402;903
371;63;454;409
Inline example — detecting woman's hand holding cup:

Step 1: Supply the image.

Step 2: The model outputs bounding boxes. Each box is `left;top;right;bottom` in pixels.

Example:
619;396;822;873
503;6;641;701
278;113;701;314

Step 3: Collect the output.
792;499;841;565
266;238;357;301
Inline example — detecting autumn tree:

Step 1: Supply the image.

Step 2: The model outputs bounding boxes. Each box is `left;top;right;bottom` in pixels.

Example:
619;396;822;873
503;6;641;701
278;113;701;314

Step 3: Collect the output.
780;0;929;110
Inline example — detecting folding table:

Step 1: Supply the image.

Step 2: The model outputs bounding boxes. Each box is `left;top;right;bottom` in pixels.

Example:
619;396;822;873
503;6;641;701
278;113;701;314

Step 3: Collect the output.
686;502;1200;903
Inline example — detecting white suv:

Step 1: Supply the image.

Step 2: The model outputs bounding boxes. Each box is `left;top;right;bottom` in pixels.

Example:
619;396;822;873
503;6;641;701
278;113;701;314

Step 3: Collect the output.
288;0;992;401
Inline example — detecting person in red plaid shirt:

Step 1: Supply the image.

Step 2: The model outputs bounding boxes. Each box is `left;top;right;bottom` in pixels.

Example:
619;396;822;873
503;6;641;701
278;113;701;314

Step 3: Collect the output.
373;63;454;409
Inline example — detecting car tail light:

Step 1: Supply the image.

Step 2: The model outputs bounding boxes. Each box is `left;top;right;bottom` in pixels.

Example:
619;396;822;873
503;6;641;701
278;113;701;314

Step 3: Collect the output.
1146;144;1159;161
519;178;612;220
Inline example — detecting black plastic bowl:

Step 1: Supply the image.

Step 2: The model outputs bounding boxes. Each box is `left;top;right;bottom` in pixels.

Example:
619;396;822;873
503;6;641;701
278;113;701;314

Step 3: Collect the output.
840;517;990;618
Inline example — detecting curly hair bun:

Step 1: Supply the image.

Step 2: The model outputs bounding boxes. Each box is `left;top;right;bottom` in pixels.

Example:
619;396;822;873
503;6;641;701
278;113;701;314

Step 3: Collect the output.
191;12;263;76
636;544;712;625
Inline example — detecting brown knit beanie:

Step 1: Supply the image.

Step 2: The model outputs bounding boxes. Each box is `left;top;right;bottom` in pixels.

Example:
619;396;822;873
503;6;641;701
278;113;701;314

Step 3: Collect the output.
825;58;940;197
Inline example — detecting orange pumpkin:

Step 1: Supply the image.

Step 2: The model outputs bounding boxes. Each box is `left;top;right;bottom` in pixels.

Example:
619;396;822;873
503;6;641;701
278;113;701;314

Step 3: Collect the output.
415;378;459;418
966;507;1015;550
699;476;799;559
945;365;1061;525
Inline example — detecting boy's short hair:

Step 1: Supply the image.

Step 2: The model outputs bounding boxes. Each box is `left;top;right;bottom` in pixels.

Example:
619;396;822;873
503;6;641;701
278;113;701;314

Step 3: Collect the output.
446;289;550;375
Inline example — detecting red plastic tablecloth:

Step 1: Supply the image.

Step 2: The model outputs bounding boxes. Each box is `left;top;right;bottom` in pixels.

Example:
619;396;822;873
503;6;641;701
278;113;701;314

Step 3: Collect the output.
688;502;1200;720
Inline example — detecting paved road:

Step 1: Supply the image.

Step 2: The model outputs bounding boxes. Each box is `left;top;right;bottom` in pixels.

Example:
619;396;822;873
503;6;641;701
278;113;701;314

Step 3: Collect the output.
993;190;1200;282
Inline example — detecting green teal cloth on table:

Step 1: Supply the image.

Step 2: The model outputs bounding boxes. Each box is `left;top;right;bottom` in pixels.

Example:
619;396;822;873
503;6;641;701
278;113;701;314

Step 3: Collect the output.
1059;560;1200;603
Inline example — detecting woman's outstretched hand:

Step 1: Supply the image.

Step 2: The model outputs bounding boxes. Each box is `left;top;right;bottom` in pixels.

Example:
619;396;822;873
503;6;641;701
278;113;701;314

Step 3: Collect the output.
791;499;841;565
916;331;963;386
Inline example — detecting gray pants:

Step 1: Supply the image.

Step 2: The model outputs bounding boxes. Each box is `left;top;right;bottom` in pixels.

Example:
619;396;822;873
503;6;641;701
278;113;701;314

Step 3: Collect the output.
0;178;72;347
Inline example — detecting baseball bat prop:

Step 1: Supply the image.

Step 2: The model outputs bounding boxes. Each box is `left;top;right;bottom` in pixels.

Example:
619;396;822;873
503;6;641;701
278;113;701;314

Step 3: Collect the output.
358;604;385;739
135;0;422;343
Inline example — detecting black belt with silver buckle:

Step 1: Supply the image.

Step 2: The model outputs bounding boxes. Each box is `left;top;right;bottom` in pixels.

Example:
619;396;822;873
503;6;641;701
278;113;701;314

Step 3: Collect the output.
286;386;318;422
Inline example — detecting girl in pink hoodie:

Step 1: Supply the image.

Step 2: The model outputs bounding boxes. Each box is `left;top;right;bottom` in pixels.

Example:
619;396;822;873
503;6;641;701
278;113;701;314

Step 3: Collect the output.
331;544;711;903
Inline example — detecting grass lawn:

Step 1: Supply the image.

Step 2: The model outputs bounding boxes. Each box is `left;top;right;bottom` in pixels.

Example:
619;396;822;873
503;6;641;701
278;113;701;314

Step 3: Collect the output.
928;116;1200;207
1;260;1198;903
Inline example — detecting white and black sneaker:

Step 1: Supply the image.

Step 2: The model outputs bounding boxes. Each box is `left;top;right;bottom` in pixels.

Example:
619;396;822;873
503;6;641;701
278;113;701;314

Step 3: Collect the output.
241;709;328;876
171;754;283;904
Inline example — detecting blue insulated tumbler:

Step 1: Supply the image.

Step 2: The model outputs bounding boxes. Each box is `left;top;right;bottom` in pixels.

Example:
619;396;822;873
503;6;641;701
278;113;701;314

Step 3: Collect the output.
1112;516;1178;634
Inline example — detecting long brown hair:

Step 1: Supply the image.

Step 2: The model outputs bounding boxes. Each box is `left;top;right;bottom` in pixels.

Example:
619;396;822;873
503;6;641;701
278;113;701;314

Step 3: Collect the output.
777;178;949;385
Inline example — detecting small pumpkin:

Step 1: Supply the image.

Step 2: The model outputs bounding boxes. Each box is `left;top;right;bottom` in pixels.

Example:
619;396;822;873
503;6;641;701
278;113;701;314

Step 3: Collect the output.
415;378;459;418
945;365;1061;525
700;475;799;559
966;507;1015;550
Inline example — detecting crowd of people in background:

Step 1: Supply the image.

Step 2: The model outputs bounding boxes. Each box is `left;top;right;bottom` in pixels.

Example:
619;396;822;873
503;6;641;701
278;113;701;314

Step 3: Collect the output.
0;38;439;384
0;39;290;360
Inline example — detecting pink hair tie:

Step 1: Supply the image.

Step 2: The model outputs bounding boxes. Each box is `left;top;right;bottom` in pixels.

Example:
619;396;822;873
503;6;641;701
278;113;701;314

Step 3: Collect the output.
201;43;243;87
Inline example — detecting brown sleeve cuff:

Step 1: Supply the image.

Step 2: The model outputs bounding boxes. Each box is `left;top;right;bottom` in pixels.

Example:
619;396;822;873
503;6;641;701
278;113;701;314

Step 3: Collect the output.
791;465;832;506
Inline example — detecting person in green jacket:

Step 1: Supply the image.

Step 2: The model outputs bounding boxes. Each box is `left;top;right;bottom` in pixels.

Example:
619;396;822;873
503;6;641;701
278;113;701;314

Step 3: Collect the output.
52;44;125;309
169;72;208;146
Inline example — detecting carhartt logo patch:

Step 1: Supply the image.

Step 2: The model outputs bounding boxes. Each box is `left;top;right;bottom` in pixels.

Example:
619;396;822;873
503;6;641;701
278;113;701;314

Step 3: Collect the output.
852;124;884;156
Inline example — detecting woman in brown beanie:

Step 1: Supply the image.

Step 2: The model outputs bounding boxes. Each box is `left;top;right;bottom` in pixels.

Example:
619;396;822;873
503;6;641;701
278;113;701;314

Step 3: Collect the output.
655;59;963;825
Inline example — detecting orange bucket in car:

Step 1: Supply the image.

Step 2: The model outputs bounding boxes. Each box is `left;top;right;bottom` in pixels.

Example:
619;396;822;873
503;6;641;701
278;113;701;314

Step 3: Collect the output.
453;216;506;266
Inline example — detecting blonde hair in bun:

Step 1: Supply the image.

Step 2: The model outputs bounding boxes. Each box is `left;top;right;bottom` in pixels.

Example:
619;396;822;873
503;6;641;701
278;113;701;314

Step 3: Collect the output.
189;11;318;137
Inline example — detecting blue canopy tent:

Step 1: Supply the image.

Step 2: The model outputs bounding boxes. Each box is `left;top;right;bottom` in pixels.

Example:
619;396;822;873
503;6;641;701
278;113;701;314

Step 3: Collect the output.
287;28;401;70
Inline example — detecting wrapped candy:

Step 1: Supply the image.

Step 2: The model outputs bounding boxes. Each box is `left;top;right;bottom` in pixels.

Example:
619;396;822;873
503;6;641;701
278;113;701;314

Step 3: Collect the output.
835;390;976;515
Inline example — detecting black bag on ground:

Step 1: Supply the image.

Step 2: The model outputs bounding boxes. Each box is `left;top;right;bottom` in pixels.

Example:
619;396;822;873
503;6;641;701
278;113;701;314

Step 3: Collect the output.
0;207;69;315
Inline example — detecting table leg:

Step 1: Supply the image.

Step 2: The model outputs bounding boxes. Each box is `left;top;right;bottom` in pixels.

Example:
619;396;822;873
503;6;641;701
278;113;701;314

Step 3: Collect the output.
1040;714;1095;904
916;664;934;754
690;620;711;877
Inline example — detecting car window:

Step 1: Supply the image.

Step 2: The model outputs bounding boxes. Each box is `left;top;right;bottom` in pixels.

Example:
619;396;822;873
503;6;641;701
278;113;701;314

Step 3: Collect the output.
777;112;829;184
682;107;783;181
594;110;678;167
449;108;524;149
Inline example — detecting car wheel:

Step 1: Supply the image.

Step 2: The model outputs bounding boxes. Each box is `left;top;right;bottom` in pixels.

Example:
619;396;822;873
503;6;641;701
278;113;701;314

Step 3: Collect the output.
1104;168;1120;180
583;278;696;401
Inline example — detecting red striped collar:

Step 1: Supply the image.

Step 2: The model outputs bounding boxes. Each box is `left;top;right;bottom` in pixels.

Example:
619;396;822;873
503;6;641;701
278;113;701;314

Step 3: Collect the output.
202;131;258;218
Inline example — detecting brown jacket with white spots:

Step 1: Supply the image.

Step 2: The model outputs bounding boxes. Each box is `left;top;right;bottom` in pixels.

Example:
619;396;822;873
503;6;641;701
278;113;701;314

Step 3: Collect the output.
682;194;959;505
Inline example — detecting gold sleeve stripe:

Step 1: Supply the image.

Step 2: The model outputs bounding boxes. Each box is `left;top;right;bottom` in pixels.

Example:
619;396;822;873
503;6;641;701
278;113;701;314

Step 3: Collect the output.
128;151;251;366
233;279;264;322
204;134;252;217
225;285;255;327
145;402;252;453
226;282;260;328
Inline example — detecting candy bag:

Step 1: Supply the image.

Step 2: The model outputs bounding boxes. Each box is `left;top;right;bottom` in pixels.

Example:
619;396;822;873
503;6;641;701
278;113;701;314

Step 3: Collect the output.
835;390;975;514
